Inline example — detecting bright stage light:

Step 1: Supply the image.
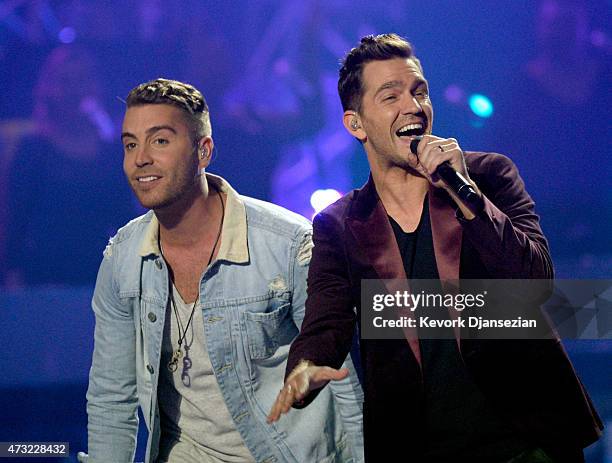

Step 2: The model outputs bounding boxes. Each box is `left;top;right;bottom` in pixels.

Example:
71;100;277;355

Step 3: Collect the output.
310;189;342;214
468;94;494;118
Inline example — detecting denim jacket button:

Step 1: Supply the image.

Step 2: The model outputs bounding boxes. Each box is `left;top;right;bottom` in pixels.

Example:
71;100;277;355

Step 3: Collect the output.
148;312;157;322
155;260;162;269
147;364;154;374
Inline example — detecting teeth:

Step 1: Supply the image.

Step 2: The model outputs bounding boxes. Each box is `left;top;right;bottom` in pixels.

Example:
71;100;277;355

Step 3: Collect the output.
138;176;160;182
397;123;423;135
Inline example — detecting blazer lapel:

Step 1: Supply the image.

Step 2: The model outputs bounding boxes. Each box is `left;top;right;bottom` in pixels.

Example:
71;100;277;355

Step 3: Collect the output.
428;188;462;280
429;187;463;347
346;177;421;366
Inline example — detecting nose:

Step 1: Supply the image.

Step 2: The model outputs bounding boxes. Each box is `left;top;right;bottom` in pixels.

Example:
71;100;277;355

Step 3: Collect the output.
134;145;153;168
401;93;423;115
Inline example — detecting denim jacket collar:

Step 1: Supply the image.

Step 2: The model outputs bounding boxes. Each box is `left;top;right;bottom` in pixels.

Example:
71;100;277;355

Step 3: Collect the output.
137;173;249;264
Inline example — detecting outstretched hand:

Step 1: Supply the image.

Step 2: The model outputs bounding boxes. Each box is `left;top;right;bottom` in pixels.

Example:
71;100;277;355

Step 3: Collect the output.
267;362;349;423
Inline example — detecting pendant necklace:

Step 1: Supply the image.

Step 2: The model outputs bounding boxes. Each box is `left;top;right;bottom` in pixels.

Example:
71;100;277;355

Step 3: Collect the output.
159;189;225;373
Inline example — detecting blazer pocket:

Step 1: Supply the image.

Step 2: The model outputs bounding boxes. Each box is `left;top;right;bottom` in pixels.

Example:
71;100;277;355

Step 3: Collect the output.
244;302;297;359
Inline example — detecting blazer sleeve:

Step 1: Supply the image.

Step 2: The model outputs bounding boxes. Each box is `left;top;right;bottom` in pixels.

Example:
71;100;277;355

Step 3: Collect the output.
285;208;357;407
460;152;553;279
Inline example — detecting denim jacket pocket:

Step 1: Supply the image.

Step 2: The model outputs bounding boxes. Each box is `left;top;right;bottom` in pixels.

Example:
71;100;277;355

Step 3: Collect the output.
244;301;297;360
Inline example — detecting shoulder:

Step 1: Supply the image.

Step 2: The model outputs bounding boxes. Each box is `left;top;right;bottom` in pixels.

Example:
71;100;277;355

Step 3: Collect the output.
465;151;524;190
241;197;314;267
102;210;152;259
112;210;153;243
241;196;311;239
464;151;516;173
465;151;532;205
313;189;356;230
464;151;518;177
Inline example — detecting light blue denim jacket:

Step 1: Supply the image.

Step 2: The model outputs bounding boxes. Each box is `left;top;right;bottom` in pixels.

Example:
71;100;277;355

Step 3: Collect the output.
86;175;364;463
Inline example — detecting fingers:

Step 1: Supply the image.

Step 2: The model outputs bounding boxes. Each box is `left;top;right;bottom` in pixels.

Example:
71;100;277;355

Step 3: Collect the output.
266;386;287;423
279;382;297;413
415;135;466;185
267;378;304;423
419;136;457;170
266;366;349;423
310;366;349;388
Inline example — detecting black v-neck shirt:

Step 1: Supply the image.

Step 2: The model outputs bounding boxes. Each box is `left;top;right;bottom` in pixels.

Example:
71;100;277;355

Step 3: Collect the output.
388;198;527;461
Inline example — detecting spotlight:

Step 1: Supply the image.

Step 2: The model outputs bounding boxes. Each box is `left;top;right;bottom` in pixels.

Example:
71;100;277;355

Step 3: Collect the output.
310;189;342;214
468;94;494;118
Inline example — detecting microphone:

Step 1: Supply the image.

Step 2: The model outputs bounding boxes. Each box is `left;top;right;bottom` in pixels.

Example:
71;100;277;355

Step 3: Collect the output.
410;136;484;213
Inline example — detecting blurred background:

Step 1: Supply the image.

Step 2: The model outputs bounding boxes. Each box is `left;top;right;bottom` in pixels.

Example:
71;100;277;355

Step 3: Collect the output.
0;0;610;461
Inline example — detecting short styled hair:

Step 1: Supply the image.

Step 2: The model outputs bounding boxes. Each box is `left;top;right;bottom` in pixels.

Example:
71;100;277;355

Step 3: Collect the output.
126;78;211;139
338;34;423;113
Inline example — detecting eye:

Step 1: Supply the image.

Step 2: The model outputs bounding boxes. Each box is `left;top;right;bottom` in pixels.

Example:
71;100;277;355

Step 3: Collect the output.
153;138;169;145
383;94;397;102
124;142;136;151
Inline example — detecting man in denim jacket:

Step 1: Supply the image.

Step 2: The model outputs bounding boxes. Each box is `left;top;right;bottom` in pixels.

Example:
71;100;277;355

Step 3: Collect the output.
84;78;363;463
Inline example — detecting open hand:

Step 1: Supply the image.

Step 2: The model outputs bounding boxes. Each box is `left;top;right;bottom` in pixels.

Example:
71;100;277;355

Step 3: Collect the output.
266;362;349;423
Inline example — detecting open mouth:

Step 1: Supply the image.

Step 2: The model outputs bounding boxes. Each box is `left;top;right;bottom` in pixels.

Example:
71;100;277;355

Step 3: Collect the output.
396;122;425;138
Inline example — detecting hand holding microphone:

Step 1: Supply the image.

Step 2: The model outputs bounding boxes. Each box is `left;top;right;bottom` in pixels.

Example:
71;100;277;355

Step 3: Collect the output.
410;135;484;214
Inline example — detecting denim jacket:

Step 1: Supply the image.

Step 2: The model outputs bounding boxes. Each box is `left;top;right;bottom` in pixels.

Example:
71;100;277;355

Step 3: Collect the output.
86;174;364;463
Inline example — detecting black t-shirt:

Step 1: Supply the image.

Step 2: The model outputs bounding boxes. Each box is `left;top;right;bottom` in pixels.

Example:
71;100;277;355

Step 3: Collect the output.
388;198;528;461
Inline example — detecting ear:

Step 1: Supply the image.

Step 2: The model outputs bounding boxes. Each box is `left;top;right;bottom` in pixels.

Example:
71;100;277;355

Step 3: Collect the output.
342;111;366;142
196;136;214;170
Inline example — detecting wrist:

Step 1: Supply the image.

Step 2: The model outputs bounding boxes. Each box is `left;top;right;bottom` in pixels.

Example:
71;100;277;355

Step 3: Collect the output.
288;359;314;380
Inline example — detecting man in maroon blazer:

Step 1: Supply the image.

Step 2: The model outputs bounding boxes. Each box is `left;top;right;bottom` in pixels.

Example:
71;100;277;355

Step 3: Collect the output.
268;34;602;462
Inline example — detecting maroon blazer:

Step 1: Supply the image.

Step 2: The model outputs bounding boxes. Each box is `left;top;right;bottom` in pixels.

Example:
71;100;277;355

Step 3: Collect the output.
287;152;602;460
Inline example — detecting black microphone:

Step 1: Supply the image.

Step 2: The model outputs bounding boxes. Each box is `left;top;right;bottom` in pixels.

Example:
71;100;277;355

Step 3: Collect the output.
410;136;484;213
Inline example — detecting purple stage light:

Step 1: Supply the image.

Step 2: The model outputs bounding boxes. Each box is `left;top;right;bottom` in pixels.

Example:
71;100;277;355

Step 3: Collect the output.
444;84;464;104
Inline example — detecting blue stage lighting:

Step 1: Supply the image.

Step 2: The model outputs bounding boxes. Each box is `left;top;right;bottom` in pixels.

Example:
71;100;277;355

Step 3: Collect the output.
58;27;76;44
469;94;493;118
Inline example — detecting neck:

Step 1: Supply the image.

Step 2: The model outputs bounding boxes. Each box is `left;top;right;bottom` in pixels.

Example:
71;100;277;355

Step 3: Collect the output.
372;165;429;212
156;176;222;249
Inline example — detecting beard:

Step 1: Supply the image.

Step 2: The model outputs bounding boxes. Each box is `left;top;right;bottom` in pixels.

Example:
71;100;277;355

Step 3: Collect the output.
130;169;201;211
368;137;420;172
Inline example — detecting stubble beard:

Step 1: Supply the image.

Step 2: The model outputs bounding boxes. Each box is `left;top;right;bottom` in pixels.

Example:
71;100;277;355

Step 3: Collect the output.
132;168;201;212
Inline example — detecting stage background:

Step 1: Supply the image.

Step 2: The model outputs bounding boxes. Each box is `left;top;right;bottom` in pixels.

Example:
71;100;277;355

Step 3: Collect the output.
0;0;610;461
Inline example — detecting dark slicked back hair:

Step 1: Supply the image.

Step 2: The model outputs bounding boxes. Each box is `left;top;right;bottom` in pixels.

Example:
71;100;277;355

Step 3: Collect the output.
338;34;423;113
126;78;211;140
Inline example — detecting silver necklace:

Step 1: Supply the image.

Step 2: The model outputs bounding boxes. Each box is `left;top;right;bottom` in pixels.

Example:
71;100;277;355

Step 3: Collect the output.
159;190;225;372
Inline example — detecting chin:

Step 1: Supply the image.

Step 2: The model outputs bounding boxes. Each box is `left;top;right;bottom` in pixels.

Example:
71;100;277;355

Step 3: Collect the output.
136;200;159;211
134;193;167;211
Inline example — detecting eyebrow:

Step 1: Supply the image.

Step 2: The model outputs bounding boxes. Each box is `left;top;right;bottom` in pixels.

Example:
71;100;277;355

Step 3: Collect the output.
374;80;403;98
374;78;428;98
121;125;177;140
